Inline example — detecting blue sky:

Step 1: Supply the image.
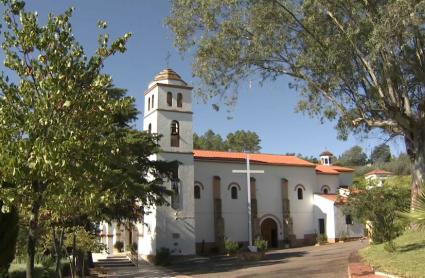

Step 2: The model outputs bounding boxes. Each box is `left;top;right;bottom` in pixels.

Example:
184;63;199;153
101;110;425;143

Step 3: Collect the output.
3;0;406;157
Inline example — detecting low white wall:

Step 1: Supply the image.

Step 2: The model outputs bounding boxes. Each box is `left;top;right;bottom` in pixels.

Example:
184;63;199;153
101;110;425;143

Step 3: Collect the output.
334;206;364;239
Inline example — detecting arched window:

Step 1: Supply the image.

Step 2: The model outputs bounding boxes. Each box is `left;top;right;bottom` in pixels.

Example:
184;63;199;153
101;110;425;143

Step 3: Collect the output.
151;94;154;109
148;123;152;134
147;97;150;111
170;120;179;147
177;93;183;107
231;186;238;199
321;185;331;194
167;92;172;106
194;185;201;199
297;187;303;200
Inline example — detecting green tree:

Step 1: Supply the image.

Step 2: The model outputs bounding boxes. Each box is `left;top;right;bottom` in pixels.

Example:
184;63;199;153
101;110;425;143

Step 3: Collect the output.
336;146;368;166
383;153;411;176
371;144;392;164
343;184;410;243
43;85;174;277
0;2;138;277
167;0;425;205
0;203;19;278
225;130;261;152
193;129;226;150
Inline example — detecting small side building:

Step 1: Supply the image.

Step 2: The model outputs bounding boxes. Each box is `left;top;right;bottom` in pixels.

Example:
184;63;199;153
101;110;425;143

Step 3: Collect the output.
365;169;394;187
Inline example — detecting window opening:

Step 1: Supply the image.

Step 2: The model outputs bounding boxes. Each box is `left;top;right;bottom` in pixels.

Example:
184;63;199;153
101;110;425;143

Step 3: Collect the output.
231;186;238;199
297;187;303;200
171;120;180;147
177;93;182;107
194;185;201;199
167;92;172;106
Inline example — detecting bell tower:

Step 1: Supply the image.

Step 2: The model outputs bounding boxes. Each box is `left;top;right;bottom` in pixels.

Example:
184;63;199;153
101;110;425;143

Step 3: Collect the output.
143;68;193;152
319;150;334;166
140;69;195;256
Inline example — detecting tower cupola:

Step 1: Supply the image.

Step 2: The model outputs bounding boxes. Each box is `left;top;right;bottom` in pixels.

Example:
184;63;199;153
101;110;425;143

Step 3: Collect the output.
320;150;334;166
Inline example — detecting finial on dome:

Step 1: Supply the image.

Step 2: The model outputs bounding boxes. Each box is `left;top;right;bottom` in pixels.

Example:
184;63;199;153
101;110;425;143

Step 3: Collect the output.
153;68;187;85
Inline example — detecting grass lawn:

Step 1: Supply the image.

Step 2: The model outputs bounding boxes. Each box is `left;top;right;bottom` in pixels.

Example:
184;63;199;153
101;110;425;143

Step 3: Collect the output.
360;230;425;278
9;260;70;278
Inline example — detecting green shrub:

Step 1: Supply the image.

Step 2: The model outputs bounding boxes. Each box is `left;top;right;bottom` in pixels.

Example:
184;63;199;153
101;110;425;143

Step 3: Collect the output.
254;239;267;251
154;247;170;266
339;232;348;241
224;239;239;255
316;234;328;243
113;241;124;252
343;184;410;243
125;242;138;252
383;241;397;253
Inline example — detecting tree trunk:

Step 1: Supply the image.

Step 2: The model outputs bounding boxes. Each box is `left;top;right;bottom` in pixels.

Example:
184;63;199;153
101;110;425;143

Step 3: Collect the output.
52;228;64;278
71;232;77;278
405;133;425;208
26;198;40;278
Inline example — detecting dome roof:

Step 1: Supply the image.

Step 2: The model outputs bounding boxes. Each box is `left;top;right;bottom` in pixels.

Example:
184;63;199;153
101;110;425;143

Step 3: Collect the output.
153;68;187;85
320;150;334;156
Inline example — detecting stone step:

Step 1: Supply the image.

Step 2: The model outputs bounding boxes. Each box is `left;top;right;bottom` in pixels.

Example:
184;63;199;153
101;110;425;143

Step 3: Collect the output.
98;258;130;262
94;255;136;268
95;262;135;268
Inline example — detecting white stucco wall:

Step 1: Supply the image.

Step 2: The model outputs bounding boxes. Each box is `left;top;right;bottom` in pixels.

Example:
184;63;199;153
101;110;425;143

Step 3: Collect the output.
316;174;339;194
151;152;196;255
334;206;364;239
313;194;336;240
194;160;318;243
314;195;364;241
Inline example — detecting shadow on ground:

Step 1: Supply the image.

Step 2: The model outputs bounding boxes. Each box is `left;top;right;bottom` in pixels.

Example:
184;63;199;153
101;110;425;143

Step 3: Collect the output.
397;241;425;252
163;250;308;276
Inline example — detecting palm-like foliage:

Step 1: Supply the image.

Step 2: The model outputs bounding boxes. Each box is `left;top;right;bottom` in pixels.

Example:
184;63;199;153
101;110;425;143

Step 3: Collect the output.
399;192;425;230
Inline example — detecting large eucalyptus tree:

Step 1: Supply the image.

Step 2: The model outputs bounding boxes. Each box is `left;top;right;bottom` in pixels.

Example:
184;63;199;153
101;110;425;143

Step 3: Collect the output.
167;0;425;204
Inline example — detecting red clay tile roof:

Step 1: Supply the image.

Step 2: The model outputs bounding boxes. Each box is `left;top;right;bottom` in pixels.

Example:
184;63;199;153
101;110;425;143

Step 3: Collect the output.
193;150;316;168
365;169;393;176
329;165;355;173
317;194;348;205
315;164;354;175
315;165;340;175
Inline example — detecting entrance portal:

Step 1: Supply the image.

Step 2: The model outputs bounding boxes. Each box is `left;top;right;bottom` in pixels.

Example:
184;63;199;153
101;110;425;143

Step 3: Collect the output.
261;218;278;248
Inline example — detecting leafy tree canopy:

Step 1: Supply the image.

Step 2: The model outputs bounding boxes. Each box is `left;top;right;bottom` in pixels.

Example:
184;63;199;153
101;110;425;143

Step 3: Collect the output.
336;145;368;166
167;0;425;204
194;129;226;151
371;143;392;164
0;1;172;277
194;129;261;152
343;184;410;243
225;130;261;152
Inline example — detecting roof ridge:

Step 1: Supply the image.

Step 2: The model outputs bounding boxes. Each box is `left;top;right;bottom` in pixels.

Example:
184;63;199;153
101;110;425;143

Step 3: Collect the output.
193;149;308;158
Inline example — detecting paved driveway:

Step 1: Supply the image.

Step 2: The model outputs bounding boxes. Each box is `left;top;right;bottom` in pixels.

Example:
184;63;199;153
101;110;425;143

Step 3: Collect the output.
113;240;366;278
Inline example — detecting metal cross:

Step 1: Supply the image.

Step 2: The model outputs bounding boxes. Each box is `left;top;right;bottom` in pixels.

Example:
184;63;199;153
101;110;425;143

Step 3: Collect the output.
232;154;264;247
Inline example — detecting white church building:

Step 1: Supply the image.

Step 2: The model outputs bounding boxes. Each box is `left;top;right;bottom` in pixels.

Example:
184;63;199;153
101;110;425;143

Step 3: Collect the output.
98;69;364;259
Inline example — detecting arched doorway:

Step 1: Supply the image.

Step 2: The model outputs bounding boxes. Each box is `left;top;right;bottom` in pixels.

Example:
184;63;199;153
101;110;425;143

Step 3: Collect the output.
261;218;278;248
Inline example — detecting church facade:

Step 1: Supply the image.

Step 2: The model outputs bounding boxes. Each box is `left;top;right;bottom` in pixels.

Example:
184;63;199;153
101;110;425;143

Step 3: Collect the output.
98;69;364;259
